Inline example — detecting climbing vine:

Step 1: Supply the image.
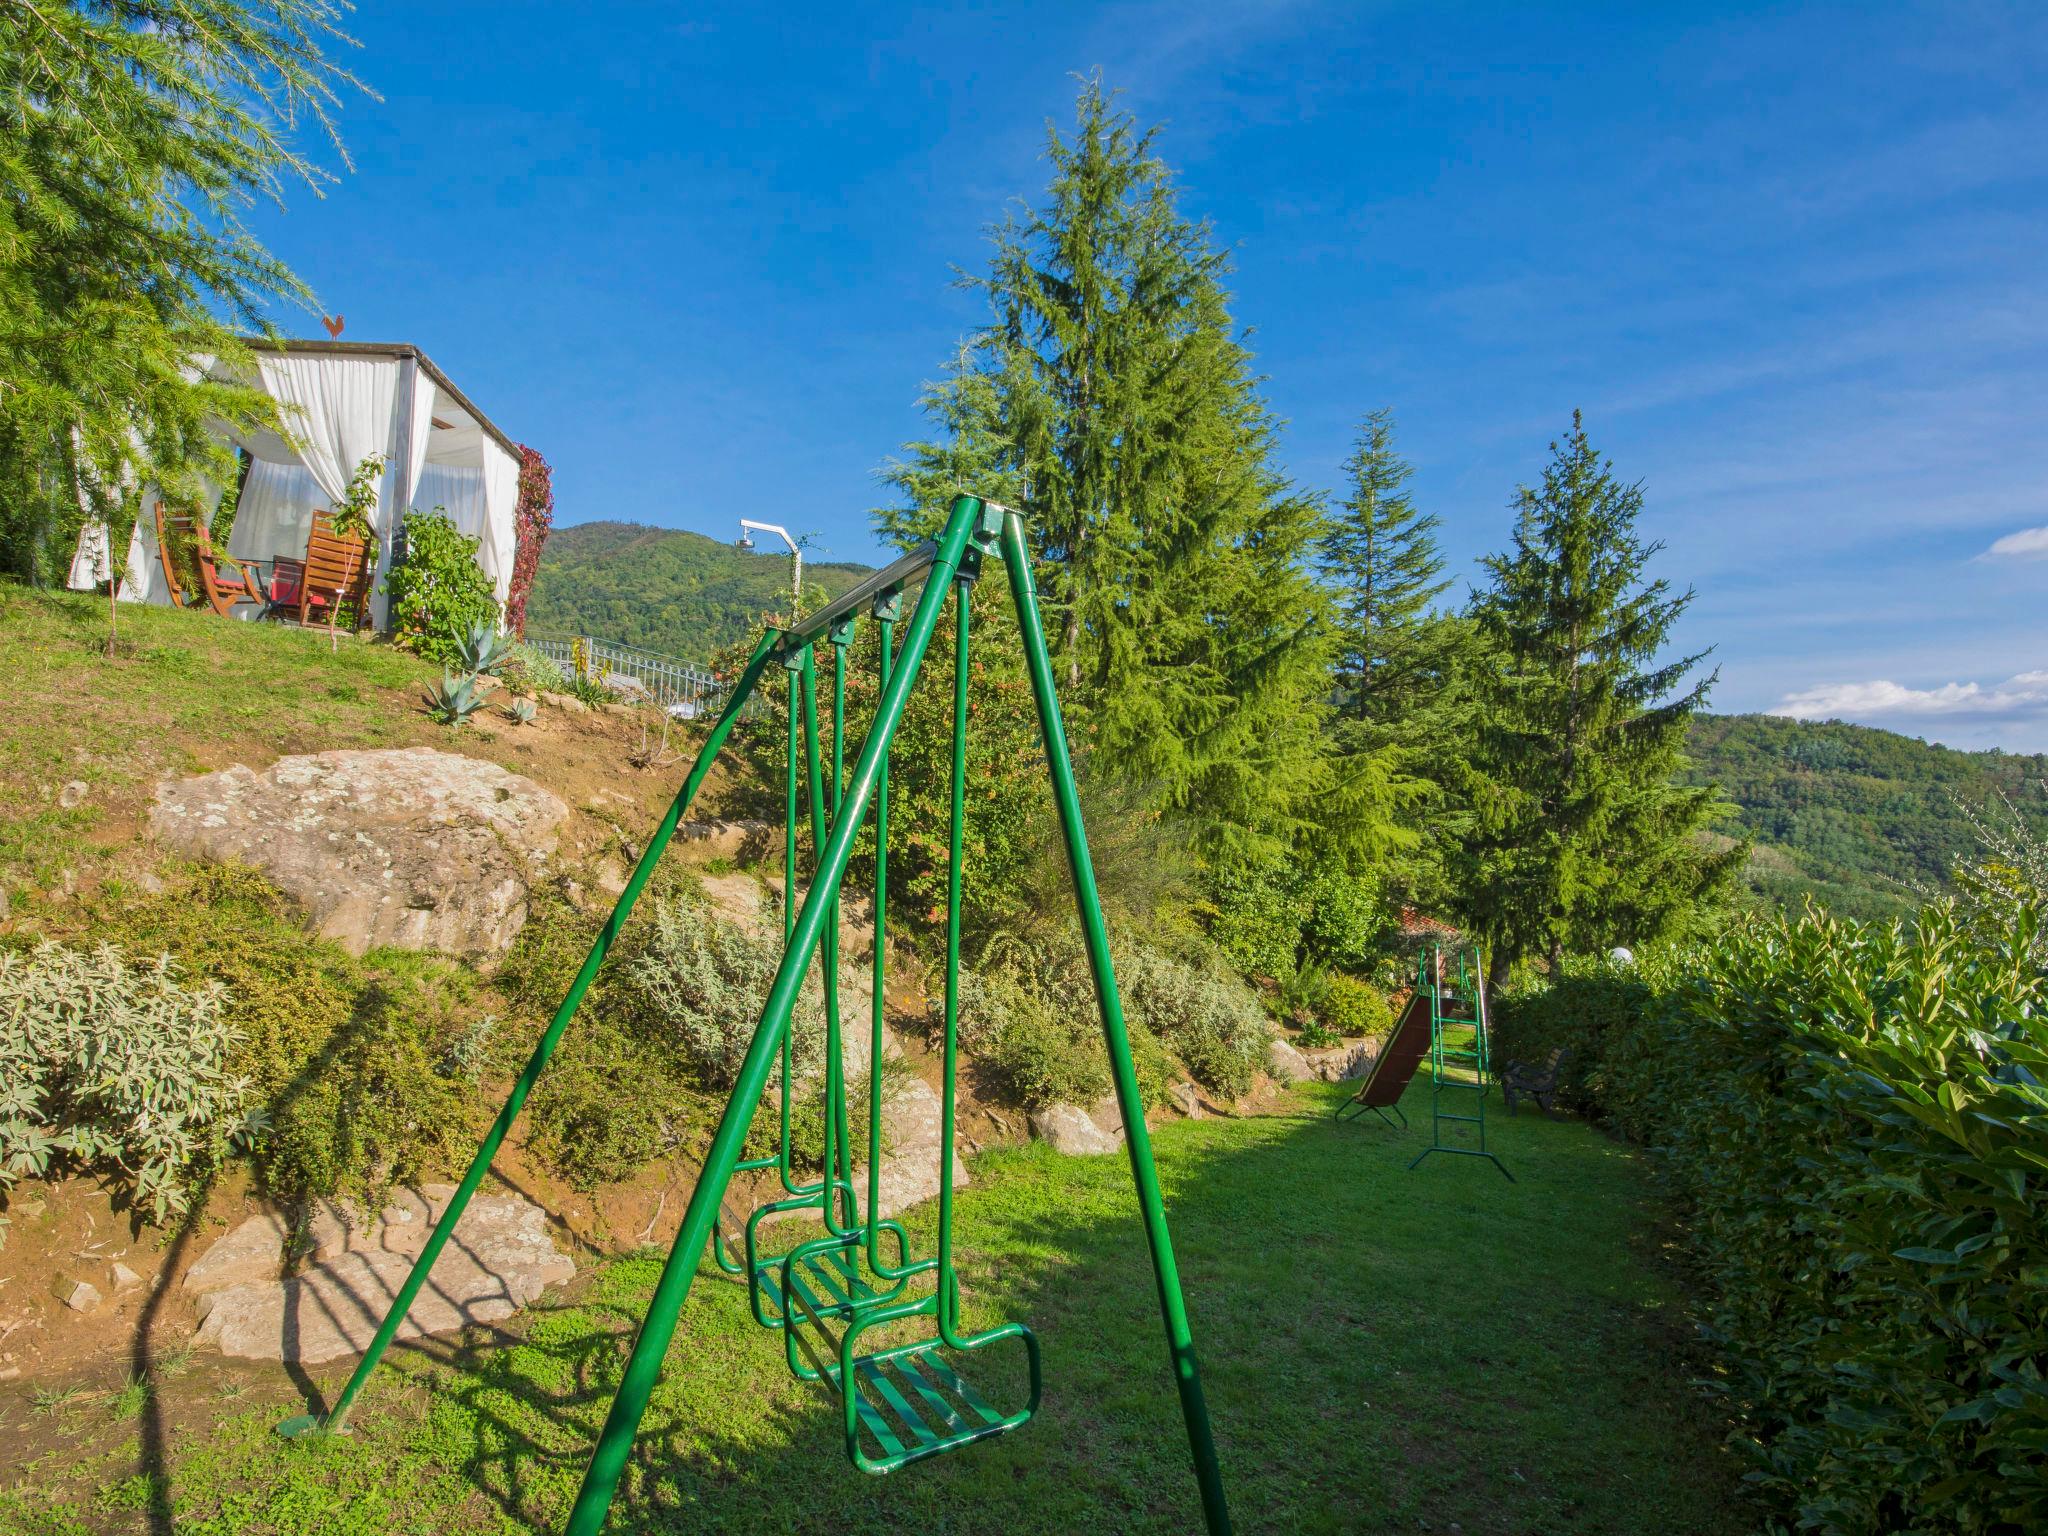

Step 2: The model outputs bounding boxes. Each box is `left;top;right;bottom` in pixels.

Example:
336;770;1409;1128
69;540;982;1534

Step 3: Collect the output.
506;444;554;636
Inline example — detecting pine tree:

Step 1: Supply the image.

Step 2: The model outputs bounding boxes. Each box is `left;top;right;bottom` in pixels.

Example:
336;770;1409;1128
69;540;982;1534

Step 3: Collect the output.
1458;412;1737;976
1318;409;1451;735
880;78;1390;868
1312;409;1463;902
0;1;363;581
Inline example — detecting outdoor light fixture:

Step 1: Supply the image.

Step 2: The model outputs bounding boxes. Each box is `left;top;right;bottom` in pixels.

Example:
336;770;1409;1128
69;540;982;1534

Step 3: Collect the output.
737;518;801;612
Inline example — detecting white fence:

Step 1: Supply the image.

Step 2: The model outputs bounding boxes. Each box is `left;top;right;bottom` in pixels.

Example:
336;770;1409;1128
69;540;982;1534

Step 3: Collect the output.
526;635;723;718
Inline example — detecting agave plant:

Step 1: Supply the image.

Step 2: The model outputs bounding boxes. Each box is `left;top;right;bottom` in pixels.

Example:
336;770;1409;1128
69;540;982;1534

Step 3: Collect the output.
506;696;537;726
453;619;517;677
424;669;495;726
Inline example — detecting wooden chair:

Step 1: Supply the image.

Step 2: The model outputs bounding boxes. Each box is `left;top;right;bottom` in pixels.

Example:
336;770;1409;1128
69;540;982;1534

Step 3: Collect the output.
191;522;266;618
1502;1047;1572;1118
153;502;200;608
296;512;373;646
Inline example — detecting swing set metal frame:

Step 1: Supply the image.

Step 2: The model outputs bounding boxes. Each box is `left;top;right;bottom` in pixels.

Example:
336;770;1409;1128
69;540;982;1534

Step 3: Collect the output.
274;495;1234;1536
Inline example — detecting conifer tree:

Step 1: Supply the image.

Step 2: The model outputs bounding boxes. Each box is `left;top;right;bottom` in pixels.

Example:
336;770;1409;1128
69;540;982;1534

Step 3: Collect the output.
0;1;364;581
1458;412;1736;976
881;79;1397;868
1318;409;1451;736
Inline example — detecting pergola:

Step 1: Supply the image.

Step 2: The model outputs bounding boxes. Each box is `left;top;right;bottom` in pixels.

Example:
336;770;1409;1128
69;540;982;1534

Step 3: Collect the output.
117;340;521;627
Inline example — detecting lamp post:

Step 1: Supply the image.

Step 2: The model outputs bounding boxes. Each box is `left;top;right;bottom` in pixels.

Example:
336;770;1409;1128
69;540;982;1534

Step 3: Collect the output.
737;519;802;617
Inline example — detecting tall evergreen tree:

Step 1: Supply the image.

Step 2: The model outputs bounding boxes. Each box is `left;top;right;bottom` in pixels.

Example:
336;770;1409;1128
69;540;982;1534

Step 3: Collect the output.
1457;412;1736;976
1318;409;1451;734
0;1;363;581
881;79;1403;869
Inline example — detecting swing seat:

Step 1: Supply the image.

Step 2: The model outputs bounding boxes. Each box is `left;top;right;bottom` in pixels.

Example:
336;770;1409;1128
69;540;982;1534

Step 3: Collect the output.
825;1338;1037;1474
719;1196;916;1332
782;1260;1043;1475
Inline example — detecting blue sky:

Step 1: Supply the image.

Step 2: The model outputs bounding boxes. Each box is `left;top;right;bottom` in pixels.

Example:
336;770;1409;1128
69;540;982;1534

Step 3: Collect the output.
252;2;2048;750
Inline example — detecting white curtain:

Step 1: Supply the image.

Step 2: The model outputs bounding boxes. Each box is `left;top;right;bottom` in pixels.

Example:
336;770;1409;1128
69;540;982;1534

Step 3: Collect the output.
478;437;519;607
413;462;487;537
227;460;327;566
255;352;402;520
67;521;112;590
402;366;434;523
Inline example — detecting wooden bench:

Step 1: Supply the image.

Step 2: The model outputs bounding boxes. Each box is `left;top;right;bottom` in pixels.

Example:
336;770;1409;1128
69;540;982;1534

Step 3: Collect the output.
1502;1047;1572;1118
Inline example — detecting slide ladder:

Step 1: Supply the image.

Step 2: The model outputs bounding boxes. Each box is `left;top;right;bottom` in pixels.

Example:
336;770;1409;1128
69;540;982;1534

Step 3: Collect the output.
1407;946;1512;1181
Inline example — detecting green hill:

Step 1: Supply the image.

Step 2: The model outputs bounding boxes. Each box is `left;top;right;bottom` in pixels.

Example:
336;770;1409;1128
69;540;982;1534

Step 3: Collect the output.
1686;713;2048;918
524;521;875;663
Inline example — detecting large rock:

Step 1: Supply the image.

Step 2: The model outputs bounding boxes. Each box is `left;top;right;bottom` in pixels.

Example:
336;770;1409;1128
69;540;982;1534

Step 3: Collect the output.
1266;1037;1313;1083
150;748;568;957
869;1077;970;1217
187;1184;573;1364
1303;1041;1377;1082
1031;1100;1124;1156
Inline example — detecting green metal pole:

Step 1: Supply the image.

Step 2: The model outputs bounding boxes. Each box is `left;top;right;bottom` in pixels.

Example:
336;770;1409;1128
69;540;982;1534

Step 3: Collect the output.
285;629;782;1441
997;510;1234;1535
560;496;987;1536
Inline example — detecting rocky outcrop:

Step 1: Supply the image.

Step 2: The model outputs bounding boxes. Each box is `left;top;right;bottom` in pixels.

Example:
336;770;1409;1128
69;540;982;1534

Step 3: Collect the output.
870;1077;971;1216
187;1185;573;1364
1303;1041;1377;1082
149;748;568;957
1031;1097;1128;1156
1266;1037;1313;1083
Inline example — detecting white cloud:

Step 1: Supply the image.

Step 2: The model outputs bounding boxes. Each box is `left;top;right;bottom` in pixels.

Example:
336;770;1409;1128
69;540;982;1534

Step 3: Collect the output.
1983;525;2048;560
1773;670;2048;721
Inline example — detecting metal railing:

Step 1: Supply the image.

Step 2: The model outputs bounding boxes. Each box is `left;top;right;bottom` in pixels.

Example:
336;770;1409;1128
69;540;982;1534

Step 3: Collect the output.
525;634;723;718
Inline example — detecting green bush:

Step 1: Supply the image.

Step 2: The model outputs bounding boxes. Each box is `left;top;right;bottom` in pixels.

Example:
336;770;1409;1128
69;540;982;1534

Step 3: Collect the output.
388;508;500;665
1316;973;1392;1041
506;642;566;695
621;895;824;1088
0;940;247;1222
524;1015;686;1191
1298;867;1391;972
1117;942;1267;1099
92;867;486;1208
1207;858;1309;980
1490;957;1654;1113
958;963;1113;1110
1520;885;2048;1532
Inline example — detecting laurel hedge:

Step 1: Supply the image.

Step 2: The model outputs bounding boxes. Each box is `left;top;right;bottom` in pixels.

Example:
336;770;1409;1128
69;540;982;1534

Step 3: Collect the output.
1507;891;2047;1534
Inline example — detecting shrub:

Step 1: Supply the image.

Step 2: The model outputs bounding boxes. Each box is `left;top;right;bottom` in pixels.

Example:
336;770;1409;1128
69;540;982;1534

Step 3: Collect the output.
620;895;825;1088
0;940;247;1221
93;867;487;1207
1520;885;2048;1533
1116;942;1267;1099
1207;857;1309;980
958;962;1112;1110
524;1016;687;1191
388;508;499;665
1316;973;1392;1041
1298;867;1392;973
1489;957;1653;1113
506;642;566;695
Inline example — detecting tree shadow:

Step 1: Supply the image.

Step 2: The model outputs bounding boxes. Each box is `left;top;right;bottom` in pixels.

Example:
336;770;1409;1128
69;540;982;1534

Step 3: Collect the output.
266;1082;1748;1536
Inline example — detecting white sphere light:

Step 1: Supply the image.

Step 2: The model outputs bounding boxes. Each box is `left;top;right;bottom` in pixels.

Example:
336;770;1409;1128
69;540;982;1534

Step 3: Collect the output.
1609;946;1635;966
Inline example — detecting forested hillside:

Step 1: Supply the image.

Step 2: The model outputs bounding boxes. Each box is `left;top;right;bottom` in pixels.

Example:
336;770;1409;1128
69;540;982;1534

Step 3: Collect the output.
1687;713;2048;917
524;521;874;661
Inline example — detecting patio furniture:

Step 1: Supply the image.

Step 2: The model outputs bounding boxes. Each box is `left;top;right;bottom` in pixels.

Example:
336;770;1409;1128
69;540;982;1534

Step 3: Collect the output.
296;512;373;645
153;503;201;609
1502;1047;1572;1118
192;521;267;618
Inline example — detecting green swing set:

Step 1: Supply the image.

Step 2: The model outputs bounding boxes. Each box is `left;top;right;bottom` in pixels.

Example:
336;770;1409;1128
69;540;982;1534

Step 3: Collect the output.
276;496;1234;1536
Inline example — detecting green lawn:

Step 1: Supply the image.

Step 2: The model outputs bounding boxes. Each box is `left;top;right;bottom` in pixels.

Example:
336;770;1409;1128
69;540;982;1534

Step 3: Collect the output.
0;1081;1747;1534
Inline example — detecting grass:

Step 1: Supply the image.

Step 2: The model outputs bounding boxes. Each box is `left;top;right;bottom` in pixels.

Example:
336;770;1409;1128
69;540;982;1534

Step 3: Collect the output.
0;1080;1749;1534
0;584;442;896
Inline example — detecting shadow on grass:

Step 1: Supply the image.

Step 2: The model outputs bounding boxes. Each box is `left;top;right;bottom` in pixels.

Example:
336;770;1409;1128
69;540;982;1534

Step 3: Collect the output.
243;1080;1749;1536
